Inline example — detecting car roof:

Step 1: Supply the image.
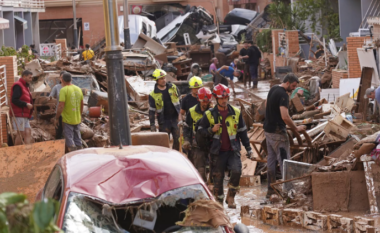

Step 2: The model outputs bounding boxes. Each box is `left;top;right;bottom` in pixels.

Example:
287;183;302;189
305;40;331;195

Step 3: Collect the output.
58;145;203;204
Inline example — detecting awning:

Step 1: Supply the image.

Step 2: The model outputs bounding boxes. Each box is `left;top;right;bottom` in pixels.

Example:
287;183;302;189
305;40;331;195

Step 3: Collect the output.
0;18;9;30
14;16;27;30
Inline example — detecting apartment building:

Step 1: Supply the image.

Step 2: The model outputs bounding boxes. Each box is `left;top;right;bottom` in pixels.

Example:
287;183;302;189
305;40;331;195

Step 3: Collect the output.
0;0;44;49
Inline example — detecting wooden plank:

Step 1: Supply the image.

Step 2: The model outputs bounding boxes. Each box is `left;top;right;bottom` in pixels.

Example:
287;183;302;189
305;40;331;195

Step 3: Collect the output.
356;67;373;120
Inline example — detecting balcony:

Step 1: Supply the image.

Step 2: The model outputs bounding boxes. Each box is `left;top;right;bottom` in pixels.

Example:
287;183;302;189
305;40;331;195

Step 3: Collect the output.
0;0;45;9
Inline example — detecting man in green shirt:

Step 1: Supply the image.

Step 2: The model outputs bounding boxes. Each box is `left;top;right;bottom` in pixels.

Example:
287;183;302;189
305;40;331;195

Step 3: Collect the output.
54;72;84;152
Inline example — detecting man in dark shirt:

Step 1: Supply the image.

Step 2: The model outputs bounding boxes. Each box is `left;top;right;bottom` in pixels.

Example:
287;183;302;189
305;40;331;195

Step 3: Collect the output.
149;69;181;151
264;73;306;198
239;40;252;88
247;42;262;89
179;76;204;123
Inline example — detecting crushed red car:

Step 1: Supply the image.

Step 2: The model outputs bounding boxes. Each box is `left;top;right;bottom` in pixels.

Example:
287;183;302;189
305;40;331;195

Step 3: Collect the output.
37;145;235;233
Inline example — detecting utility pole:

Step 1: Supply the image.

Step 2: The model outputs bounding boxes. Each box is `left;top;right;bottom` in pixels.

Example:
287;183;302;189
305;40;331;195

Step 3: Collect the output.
102;0;132;146
123;0;131;49
72;0;78;48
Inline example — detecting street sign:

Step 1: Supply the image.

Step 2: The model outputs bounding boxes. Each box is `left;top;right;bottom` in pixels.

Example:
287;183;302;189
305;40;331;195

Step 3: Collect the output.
84;22;90;31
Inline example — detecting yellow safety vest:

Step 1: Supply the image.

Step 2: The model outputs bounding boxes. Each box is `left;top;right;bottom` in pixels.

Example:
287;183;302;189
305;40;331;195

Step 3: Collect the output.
189;105;203;131
82;49;94;61
205;105;241;141
149;84;180;114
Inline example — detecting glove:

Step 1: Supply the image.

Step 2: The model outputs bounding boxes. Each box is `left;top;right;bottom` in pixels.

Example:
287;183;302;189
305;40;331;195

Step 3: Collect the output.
150;125;157;132
183;141;191;150
246;150;254;159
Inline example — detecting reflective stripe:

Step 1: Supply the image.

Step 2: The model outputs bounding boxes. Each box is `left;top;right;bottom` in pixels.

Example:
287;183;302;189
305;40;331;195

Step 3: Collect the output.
237;125;247;132
229;135;236;140
213;134;220;139
198;126;203;130
149;107;156;111
173;101;180;106
157;108;163;113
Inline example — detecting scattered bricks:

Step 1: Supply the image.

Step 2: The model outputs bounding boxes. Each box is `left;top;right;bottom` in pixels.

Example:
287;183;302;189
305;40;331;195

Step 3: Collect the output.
240;205;250;218
303;211;327;231
239;175;261;187
250;207;262;220
282;209;304;228
354;217;375;233
291;96;304;113
327;214;354;233
262;206;282;226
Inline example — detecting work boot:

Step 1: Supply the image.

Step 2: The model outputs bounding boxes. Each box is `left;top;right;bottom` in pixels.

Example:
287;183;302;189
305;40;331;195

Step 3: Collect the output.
225;189;238;209
67;146;77;152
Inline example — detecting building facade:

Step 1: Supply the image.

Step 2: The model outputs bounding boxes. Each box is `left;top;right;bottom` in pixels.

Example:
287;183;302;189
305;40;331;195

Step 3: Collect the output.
40;0;229;48
0;0;44;50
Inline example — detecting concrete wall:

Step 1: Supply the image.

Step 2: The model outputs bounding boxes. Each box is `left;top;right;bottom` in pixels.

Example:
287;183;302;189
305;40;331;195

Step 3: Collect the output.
32;13;40;51
24;12;33;47
339;0;362;43
3;11;15;48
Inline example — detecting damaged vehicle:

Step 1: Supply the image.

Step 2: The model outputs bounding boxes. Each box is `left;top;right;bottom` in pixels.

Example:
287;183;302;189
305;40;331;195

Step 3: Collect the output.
157;7;214;45
37;146;235;233
118;15;158;45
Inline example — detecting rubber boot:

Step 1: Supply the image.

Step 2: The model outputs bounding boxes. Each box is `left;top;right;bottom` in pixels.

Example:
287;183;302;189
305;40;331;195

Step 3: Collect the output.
225;189;238;209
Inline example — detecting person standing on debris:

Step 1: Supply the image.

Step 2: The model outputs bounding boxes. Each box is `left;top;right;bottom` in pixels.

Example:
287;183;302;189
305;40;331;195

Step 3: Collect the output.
198;84;253;208
264;73;306;198
209;58;218;74
364;87;380;122
49;71;66;139
30;44;39;58
82;44;94;61
215;65;241;95
187;63;202;81
247;42;261;89
179;76;203;121
54;72;84;152
10;70;34;145
149;69;181;151
183;87;213;182
239;40;251;88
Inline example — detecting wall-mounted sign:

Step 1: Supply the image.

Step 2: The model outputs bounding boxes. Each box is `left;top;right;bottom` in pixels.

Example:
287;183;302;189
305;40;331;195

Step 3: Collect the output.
84;22;90;31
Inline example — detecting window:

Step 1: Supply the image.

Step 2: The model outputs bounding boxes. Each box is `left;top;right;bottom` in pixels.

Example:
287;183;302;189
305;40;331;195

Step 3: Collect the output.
142;22;147;35
43;165;64;202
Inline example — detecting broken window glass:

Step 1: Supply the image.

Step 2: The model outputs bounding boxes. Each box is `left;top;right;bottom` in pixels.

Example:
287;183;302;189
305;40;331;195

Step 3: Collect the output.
62;184;211;233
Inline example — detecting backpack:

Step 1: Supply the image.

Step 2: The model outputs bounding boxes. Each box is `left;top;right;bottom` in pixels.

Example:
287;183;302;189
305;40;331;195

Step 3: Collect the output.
194;109;218;150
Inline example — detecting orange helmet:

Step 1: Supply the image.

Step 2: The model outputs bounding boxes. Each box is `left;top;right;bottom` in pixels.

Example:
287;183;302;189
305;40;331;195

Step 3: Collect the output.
213;84;230;98
198;87;212;102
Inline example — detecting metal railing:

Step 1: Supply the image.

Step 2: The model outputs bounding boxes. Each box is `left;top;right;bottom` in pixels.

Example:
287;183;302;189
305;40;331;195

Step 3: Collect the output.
0;0;44;9
0;65;7;107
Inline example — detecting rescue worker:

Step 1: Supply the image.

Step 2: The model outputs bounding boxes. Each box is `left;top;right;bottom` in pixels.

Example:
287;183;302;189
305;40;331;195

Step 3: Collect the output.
198;84;253;208
82;44;94;61
179;76;204;122
183;87;212;182
149;69;181;151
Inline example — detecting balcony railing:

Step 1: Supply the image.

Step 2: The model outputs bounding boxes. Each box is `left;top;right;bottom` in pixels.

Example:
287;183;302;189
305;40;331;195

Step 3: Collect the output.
0;0;44;9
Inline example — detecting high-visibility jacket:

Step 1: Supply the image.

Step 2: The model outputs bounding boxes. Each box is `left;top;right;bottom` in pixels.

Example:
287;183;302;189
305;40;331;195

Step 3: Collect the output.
82;49;94;61
198;104;251;155
183;104;206;146
10;78;33;118
149;83;180;125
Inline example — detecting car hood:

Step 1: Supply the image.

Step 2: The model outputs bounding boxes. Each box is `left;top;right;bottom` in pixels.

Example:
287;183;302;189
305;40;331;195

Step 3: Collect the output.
60;146;204;204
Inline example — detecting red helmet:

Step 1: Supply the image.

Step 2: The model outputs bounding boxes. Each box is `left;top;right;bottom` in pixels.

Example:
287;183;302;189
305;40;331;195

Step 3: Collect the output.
198;87;212;102
213;84;230;98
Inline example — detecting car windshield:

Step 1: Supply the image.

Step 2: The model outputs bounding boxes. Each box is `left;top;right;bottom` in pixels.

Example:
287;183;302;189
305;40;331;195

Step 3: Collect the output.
62;184;217;233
